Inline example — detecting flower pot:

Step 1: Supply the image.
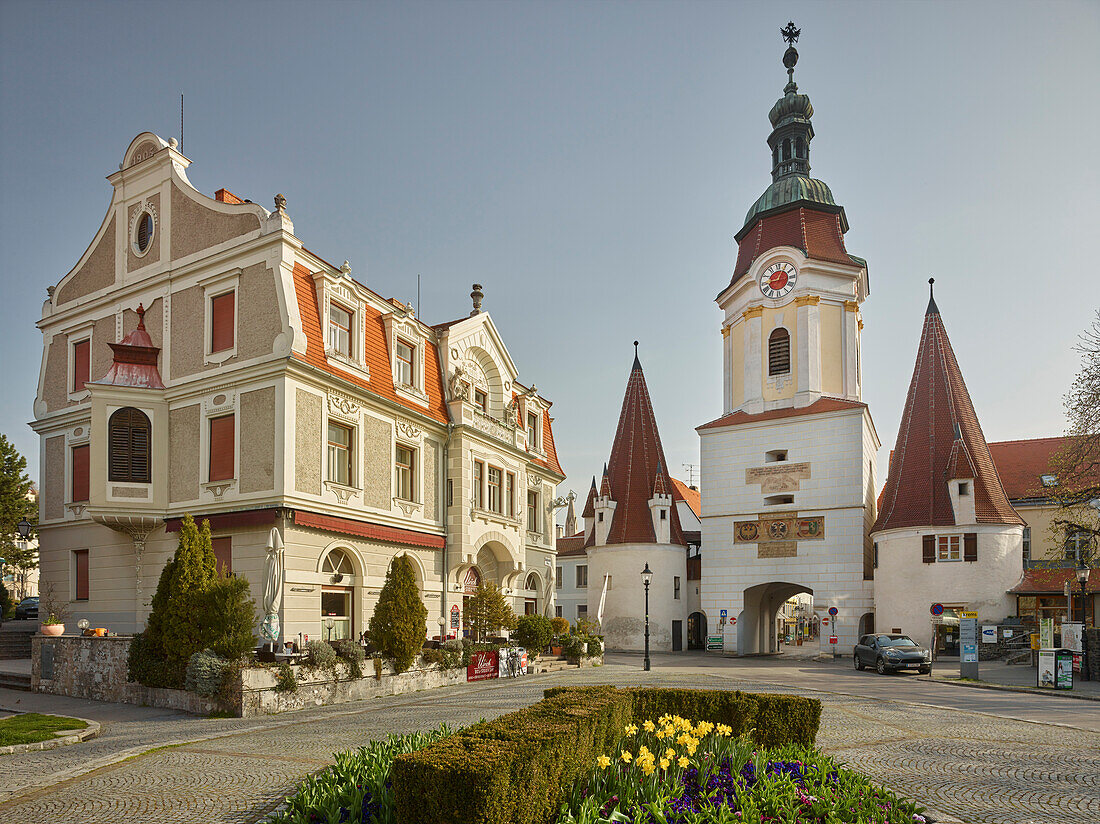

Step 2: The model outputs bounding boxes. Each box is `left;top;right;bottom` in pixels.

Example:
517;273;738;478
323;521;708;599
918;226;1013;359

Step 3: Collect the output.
551;646;562;656
40;624;64;636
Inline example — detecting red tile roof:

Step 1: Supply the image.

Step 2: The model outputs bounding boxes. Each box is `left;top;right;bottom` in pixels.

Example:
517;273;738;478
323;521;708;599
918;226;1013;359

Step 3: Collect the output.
587;353;685;548
1009;567;1100;595
670;478;701;519
95;304;165;389
581;478;597;519
556;533;588;557
697;397;866;430
727;205;856;291
987;436;1095;502
873;296;1024;532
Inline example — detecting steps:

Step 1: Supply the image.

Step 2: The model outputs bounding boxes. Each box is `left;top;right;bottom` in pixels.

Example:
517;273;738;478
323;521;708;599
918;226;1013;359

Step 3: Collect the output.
534;655;577;674
0;670;31;691
0;623;36;660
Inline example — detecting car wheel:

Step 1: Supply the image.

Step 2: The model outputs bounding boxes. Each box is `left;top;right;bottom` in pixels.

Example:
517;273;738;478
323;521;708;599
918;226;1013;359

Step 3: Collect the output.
919;667;931;675
854;654;863;671
876;657;887;675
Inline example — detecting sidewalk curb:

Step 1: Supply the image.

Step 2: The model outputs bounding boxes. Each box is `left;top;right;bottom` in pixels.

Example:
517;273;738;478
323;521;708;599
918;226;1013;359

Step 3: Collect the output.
928;675;1100;702
0;716;100;755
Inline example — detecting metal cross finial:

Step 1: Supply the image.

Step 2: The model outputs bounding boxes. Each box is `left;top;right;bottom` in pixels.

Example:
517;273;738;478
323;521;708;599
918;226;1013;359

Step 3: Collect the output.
780;21;801;46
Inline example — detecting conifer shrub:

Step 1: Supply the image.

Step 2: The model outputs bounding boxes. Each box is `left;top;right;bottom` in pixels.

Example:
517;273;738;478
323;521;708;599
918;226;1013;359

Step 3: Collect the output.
368;555;427;673
203;574;257;660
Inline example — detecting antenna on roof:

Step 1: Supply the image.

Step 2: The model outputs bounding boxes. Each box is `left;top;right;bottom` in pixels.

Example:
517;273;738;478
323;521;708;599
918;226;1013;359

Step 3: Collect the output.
682;463;699;489
180;94;184;154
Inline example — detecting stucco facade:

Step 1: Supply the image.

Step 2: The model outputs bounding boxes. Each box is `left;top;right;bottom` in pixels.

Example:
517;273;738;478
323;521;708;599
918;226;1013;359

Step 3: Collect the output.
31;132;564;642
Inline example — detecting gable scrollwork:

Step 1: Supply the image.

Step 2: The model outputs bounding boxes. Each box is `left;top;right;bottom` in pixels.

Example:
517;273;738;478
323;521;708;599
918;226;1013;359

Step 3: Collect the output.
328;393;361;421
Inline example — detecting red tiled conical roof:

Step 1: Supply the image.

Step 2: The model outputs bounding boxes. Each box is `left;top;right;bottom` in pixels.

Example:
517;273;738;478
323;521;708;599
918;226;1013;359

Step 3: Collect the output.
587;349;685;547
872;286;1023;532
581;477;597;519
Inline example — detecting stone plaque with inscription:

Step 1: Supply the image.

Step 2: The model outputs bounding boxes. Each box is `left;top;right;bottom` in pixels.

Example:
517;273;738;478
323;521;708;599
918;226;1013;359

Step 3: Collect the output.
758;542;797;558
745;462;811;493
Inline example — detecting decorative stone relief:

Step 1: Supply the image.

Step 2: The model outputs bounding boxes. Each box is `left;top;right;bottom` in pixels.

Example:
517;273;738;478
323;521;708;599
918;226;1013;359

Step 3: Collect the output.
202;479;235;499
395;498;422;517
324;481;360;504
204;388;237;416
527;473;543;488
472;410;514;444
395;419;422;441
328;393;361;421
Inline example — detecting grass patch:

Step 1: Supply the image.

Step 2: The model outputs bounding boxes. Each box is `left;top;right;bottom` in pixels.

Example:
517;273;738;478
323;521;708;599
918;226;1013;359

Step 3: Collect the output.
0;713;88;746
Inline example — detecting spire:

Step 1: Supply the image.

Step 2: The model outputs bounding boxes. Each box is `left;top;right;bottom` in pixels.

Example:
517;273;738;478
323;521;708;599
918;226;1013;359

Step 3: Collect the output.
768;22;814;184
926;277;939;315
653;461;668;496
633;340;641;370
586;348;685;547
95;303;166;389
873;289;1023;532
599;464;611;498
563;494;578;536
581;476;598;519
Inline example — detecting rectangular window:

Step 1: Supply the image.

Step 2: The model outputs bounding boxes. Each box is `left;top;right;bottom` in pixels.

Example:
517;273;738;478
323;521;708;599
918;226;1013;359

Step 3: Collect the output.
527;412;539;450
555;566;562;589
576;565;588;588
212;536;232;576
1022;527;1031;564
71;444;90;503
72;339;90;392
396;339;415;386
527;489;539;532
473;461;484;509
505;473;515;517
674;576;681;600
327;422;353;486
73;549;89;601
958;482;970;496
487;467;502;513
555;605;563;618
396;444;416;501
577;604;588;618
474;389;487;412
210;291;236;353
922;535;936;564
209;414;235;481
328;303;353;358
937;535;961;562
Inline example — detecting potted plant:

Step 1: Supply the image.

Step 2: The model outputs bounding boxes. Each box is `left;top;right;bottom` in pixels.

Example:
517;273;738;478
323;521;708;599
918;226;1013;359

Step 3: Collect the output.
550;616;569;655
38;585;70;636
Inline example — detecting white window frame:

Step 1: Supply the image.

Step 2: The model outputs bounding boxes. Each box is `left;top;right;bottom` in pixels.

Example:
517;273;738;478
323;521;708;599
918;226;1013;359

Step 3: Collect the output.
327;301;355;360
395;338;416;388
937;535;961;562
555;566;562;589
526;411;540;452
326;421;355;487
395;442;417;503
201;269;240;365
576;564;588;589
527;488;541;533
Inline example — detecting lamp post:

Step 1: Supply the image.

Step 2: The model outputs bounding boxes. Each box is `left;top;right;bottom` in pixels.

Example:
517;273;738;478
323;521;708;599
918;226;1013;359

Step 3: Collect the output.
1076;557;1090;682
437;615;447;642
16;519;33;540
325;615;335;642
641;563;653;671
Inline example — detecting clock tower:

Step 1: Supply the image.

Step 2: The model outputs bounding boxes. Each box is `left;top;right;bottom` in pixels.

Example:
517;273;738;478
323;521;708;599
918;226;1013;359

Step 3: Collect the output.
698;25;880;656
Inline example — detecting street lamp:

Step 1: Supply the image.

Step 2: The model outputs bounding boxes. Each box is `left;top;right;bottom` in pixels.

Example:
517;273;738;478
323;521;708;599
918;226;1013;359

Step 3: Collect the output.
437;615;447;642
1076;557;1090;682
325;615;335;642
16;519;33;539
641;563;653;672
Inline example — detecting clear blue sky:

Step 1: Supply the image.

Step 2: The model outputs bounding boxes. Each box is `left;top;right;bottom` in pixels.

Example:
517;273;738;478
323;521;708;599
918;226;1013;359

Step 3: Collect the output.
1;1;1097;505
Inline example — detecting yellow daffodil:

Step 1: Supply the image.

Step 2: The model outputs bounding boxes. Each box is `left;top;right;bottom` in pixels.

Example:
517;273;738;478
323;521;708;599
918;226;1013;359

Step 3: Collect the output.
658;714;672;725
655;729;667;741
665;748;676;760
620;750;632;763
716;724;732;737
624;724;638;736
638;745;651;757
643;720;656;733
597;755;611;769
678;756;690;768
641;761;656;776
659;757;670;770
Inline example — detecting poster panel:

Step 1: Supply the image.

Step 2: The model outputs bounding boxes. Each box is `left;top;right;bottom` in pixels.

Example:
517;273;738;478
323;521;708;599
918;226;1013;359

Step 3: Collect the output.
467;650;499;682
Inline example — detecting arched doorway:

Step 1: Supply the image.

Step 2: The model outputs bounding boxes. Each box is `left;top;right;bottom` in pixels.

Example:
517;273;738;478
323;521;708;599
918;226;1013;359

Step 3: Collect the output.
687;611;707;650
523;572;540;615
858;612;875;637
321;548;355;641
739;582;813;655
462;567;481;638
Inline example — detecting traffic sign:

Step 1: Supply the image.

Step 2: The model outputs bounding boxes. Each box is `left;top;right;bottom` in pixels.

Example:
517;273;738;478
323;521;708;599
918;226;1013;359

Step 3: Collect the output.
731;616;737;625
821;617;829;626
930;603;944;617
720;609;727;618
828;606;838;617
829;636;838;645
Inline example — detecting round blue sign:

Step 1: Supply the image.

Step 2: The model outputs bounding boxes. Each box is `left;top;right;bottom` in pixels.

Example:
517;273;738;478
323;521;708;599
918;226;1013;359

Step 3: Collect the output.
931;603;944;616
828;607;838;617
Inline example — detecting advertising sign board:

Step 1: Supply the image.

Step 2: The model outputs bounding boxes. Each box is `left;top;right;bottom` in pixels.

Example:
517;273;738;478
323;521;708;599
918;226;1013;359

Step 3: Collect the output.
467;650;498;682
450;605;460;629
829;636;838;645
959;615;979;677
981;625;997;644
1062;622;1084;654
1040;618;1054;649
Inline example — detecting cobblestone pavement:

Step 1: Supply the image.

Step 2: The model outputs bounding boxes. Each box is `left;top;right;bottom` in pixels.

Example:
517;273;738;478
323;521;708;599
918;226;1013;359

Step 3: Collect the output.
1;664;1097;824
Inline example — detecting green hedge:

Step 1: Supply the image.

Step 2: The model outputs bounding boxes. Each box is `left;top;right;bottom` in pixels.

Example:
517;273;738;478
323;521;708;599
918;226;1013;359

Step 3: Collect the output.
392;686;820;824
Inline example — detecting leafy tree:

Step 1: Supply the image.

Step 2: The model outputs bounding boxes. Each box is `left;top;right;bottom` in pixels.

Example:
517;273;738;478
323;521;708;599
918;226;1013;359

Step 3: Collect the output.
0;434;38;600
369;555;427;673
514;614;554;655
550;616;570;637
464;581;516;641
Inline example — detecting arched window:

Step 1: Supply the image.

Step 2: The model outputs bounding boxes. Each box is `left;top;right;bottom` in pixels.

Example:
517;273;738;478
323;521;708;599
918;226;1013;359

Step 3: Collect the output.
322;549;354;577
768;328;791;376
525;572;540;591
795;137;806;158
782;138;791;161
108;407;151;483
772;144;779;167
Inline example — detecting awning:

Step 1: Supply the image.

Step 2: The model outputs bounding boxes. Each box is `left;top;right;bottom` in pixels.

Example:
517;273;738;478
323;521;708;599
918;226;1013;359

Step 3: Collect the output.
292;510;444;550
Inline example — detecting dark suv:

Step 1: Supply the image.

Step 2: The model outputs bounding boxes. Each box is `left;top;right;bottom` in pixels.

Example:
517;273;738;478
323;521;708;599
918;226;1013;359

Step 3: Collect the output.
854;633;931;675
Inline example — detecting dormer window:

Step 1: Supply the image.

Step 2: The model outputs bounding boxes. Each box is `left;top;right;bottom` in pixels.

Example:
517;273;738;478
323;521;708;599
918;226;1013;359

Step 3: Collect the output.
958;482;970;496
328;303;353;359
396;339;415;387
527;412;540;450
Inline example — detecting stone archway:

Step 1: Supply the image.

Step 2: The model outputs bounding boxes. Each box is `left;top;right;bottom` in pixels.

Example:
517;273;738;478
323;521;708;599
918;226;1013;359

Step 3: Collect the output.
687;611;707;650
739;581;813;655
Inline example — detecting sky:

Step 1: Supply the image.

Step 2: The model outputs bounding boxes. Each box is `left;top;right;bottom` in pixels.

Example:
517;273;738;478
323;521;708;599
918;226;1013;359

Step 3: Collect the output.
1;0;1098;512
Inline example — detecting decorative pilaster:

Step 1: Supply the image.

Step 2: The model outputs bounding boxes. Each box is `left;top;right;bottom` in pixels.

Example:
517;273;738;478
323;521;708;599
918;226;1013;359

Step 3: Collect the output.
795;295;821;407
743;306;764;413
843;300;860;398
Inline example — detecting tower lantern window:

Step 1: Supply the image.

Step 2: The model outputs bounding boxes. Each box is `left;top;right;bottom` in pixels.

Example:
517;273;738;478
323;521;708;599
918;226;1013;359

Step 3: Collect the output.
782;138;791;161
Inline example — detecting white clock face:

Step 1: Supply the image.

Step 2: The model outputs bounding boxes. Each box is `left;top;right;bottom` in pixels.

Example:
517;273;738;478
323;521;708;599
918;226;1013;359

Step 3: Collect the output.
760;262;797;299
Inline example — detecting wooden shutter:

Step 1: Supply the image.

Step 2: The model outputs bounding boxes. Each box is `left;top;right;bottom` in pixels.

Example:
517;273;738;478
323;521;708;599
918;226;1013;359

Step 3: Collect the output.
209;415;235;481
72;340;90;391
108;408;150;483
963;533;977;562
71;445;90;502
210;292;235;353
768;329;791;376
74;550;89;600
212;536;232;576
922;535;936;564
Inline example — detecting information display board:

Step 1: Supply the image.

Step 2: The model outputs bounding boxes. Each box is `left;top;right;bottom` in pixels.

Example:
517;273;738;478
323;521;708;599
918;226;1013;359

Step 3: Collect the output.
706;635;723;651
959;614;979;678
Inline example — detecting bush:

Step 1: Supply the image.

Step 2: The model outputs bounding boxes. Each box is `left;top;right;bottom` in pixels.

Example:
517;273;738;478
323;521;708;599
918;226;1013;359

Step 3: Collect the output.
127;631;185;689
331;638;366;679
441;639;464;670
513;614;554;654
185;650;229;697
202;575;257;660
273;661;297;693
306;639;337;670
368;556;427;674
550;616;570;636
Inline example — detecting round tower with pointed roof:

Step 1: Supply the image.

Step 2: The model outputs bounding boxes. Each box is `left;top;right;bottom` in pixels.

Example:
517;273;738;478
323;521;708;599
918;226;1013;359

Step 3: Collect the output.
698;25;880;656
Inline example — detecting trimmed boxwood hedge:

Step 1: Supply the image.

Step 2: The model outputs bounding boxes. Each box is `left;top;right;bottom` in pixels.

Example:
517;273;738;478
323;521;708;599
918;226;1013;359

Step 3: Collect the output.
391;686;820;824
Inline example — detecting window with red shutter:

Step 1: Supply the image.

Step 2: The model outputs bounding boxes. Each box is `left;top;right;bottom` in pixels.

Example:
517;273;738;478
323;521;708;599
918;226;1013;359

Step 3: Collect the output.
212;536;232;576
209;415;235;481
71;445;90;503
963;533;978;562
922;535;936;564
74;550;89;601
210;291;235;353
72;339;90;392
